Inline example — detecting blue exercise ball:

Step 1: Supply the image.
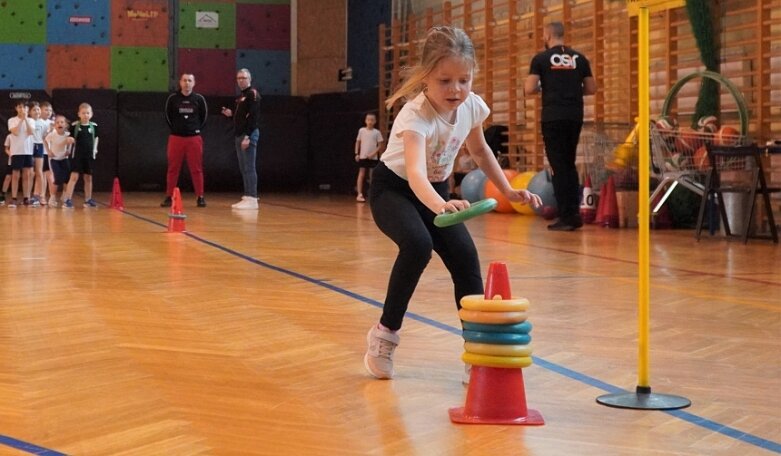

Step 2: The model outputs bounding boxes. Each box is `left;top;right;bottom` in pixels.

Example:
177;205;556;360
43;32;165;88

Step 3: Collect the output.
527;169;558;218
460;169;487;203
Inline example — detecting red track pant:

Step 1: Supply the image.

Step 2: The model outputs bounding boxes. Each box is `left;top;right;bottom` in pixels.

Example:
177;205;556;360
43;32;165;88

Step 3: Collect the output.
166;135;204;196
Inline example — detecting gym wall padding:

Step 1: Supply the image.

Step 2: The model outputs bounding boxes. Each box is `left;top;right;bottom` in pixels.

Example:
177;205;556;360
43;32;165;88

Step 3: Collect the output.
177;3;237;49
236;3;290;51
47;45;112;90
308;88;379;193
116;92;308;194
177;49;237;96
0;45;47;90
346;0;390;91
111;47;169;92
46;0;111;46
0;2;47;44
111;0;170;47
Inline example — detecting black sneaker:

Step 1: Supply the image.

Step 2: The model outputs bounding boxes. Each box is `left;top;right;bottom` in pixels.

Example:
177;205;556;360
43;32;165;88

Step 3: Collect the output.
547;220;577;231
196;196;206;207
160;196;172;207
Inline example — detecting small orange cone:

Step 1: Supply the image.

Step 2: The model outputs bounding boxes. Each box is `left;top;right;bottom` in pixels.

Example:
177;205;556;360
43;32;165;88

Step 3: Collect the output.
449;261;544;425
602;176;619;228
167;187;187;233
579;175;597;224
109;177;124;210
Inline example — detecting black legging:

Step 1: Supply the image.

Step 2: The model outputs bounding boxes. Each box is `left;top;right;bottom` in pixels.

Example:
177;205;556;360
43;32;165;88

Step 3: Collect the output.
542;119;583;220
369;162;484;331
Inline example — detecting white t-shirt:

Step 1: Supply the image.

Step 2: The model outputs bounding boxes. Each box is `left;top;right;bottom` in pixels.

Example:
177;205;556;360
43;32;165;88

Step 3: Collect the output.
7;117;33;156
46;130;71;160
32;118;48;144
381;91;489;182
356;127;384;159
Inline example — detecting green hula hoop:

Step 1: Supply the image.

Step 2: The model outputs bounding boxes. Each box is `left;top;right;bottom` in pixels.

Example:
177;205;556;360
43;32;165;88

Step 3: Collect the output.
661;70;749;136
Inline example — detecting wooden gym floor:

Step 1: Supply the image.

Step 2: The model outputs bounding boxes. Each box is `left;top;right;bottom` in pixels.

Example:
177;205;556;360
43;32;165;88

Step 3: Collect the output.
0;192;779;456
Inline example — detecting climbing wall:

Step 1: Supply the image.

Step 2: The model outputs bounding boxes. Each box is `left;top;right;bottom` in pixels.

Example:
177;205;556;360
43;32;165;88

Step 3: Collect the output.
0;0;291;95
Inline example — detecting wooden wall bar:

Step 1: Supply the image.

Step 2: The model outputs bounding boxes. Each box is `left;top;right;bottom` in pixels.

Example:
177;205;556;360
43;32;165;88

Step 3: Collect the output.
379;0;781;172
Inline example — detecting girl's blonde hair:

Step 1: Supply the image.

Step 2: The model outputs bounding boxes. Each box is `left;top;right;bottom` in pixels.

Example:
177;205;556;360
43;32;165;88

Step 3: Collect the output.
385;26;476;110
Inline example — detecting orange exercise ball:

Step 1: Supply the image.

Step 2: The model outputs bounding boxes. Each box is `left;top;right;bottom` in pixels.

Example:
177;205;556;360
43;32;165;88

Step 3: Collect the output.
484;169;519;213
509;171;536;215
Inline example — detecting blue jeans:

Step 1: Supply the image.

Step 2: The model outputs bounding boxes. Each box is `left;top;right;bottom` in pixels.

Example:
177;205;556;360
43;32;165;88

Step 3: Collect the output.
235;129;259;198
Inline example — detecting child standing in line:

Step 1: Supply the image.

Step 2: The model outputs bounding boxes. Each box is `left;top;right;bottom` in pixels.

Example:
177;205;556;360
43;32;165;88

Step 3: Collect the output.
0;135;11;206
29;101;49;205
61;103;98;209
44;115;71;207
354;112;383;202
40;101;55;204
363;26;541;380
7;100;36;208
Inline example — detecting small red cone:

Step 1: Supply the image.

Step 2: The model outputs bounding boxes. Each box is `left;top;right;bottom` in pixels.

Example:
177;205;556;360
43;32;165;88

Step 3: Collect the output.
449;261;544;425
484;261;511;299
579;175;597;224
167;187;187;233
602;176;619;228
109;177;124;210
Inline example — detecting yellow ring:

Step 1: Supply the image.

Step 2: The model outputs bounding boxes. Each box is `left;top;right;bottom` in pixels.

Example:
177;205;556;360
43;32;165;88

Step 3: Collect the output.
460;295;530;312
464;342;533;357
462;352;533;369
458;308;527;324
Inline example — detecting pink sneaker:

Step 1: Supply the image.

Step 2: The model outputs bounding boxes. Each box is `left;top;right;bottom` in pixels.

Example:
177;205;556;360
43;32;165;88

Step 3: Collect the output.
364;325;400;379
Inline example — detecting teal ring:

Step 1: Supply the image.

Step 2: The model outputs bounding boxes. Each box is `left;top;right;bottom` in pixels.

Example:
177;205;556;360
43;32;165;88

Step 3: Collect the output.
462;321;532;334
462;330;531;345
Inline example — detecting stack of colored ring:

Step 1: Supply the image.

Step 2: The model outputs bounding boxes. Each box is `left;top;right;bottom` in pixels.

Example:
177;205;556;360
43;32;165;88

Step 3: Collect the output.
459;295;533;369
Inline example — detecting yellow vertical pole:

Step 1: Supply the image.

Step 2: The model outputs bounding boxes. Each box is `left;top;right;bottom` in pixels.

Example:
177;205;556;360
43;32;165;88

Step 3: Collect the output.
598;1;689;409
636;5;651;390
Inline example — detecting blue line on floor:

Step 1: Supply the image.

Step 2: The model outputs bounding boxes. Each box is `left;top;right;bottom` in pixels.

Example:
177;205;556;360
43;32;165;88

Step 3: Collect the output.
0;435;67;456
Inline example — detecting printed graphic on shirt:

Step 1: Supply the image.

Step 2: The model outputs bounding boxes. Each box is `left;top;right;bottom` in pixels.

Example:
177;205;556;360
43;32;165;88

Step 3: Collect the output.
549;53;580;70
429;136;462;181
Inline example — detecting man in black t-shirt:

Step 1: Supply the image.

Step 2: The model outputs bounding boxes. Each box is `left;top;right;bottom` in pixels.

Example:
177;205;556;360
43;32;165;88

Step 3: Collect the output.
525;22;597;231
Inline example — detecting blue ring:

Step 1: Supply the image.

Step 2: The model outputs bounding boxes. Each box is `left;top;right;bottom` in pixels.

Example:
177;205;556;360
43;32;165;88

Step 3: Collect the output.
462;330;531;345
462;321;532;334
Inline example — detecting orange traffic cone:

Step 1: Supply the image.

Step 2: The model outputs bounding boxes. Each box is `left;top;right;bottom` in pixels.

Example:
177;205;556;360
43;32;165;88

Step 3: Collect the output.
601;176;619;228
109;177;124;210
579;175;597;224
167;187;187;233
449;261;544;425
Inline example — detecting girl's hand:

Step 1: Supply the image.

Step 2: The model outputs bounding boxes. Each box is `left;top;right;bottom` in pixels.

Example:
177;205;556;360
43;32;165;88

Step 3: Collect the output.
221;107;233;117
241;137;250;150
439;199;471;214
506;189;542;208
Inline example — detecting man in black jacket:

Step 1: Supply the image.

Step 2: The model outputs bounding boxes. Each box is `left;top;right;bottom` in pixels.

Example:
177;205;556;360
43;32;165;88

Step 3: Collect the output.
221;68;261;210
161;73;209;207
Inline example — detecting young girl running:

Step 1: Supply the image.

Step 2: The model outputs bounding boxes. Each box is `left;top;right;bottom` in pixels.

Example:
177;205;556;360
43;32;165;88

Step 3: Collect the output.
364;26;541;379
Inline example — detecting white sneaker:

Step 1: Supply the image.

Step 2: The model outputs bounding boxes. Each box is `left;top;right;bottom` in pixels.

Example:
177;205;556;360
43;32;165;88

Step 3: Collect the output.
231;196;247;208
364;325;400;379
232;196;258;210
48;196;58;207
